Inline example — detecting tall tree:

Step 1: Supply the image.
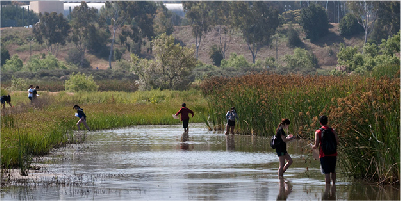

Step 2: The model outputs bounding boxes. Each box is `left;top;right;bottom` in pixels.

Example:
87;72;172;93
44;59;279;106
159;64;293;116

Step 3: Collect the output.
347;1;377;45
100;1;156;69
183;1;213;59
231;2;279;63
32;12;70;56
370;1;400;43
208;1;232;59
153;3;174;36
70;2;98;68
300;3;329;43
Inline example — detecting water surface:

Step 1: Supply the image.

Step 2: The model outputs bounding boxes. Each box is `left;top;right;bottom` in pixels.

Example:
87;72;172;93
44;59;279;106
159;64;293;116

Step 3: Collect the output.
1;124;399;200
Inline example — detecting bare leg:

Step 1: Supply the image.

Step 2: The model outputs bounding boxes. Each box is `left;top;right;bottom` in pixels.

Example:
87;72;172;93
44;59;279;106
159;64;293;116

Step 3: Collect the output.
331;172;336;185
230;126;235;134
283;154;293;173
325;174;331;185
278;155;286;177
225;124;229;135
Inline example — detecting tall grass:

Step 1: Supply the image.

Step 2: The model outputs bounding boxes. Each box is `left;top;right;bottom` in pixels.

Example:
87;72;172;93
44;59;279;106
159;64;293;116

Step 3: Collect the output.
1;89;208;171
201;72;399;184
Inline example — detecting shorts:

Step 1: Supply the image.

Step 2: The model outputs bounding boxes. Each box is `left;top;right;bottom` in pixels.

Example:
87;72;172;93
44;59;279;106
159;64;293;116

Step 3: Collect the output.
276;151;288;157
183;119;189;128
320;156;337;174
227;120;235;127
28;97;33;101
1;98;5;104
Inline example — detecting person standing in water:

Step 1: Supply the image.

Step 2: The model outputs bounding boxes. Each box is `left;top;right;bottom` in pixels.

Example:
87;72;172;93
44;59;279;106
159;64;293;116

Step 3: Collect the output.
275;118;294;177
312;115;339;186
175;103;194;133
225;107;239;135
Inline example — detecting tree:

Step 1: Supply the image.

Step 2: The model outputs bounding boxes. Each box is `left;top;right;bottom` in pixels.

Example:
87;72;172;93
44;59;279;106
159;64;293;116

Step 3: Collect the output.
32;12;70;56
1;4;39;27
70;2;98;68
100;1;156;69
183;1;213;59
347;1;377;45
300;3;329;42
370;1;400;43
65;72;99;92
153;4;174;36
339;13;364;37
1;54;23;72
231;2;279;63
132;34;197;90
24;54;68;72
1;46;10;66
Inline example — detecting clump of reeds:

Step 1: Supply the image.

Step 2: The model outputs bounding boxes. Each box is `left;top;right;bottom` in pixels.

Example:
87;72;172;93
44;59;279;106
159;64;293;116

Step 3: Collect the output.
201;72;399;184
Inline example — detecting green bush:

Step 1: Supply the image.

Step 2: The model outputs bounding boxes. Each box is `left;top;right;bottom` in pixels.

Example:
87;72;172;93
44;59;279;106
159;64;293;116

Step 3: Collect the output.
1;46;10;66
372;64;400;79
284;48;318;74
221;53;251;68
339;13;364;37
1;54;23;72
24;54;68;72
65;72;99;92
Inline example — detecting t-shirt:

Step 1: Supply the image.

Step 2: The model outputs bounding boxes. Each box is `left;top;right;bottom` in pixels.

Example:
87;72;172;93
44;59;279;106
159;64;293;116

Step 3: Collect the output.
175;107;194;121
275;128;287;152
316;126;338;158
28;88;34;97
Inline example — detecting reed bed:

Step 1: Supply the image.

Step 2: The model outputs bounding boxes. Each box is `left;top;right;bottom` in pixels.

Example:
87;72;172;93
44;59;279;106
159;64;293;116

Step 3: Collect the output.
200;72;399;184
1;89;207;172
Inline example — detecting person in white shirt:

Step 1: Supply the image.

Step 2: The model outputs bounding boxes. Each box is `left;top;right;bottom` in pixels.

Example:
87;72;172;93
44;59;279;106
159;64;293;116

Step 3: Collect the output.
28;85;34;102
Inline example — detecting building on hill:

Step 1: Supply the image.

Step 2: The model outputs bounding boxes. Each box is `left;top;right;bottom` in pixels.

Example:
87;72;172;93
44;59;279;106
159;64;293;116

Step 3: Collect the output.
29;1;64;15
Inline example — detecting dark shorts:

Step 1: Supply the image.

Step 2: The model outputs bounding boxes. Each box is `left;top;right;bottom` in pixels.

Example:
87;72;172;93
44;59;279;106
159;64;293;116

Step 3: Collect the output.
276;151;288;157
227;120;235;127
1;98;5;104
183;119;189;128
29;97;33;101
320;156;337;174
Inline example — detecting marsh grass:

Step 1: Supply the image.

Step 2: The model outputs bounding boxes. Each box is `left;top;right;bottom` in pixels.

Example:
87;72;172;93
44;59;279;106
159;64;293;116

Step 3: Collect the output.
201;72;399;184
1;89;207;171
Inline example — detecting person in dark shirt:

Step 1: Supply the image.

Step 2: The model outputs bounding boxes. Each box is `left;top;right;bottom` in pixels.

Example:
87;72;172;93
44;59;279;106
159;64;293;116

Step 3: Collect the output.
73;105;90;131
1;95;13;109
276;118;294;177
175;103;194;133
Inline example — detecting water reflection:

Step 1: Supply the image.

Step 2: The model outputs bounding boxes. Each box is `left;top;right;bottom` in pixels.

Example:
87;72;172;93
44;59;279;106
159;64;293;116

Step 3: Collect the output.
322;184;336;200
225;135;235;151
277;178;292;200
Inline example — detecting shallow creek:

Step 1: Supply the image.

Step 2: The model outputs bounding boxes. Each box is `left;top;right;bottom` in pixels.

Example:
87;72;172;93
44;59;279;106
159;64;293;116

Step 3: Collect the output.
1;124;399;200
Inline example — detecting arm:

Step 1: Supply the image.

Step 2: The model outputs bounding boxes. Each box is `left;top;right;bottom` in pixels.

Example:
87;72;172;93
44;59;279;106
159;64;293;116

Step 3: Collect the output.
312;131;319;149
175;108;182;116
280;132;294;142
190;109;194;117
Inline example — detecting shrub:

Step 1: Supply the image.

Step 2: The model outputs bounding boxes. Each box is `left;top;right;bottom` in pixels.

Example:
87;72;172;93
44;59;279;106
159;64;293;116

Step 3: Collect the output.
209;45;224;67
1;46;10;66
66;48;90;68
339;13;364;37
65;72;99;92
287;27;302;47
221;53;251;68
284;48;318;74
1;54;23;72
24;54;68;72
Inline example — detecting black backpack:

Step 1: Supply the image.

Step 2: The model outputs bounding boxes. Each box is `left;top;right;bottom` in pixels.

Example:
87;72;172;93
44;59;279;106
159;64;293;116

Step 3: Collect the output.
270;135;280;149
320;128;337;155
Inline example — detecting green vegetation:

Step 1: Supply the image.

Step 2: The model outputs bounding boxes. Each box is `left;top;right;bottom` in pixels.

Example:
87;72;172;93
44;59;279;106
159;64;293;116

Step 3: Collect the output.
1;89;208;172
201;73;399;184
65;73;99;92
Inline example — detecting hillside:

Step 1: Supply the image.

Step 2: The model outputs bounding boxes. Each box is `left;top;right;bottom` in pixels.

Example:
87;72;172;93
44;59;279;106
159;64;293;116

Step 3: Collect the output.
1;23;365;71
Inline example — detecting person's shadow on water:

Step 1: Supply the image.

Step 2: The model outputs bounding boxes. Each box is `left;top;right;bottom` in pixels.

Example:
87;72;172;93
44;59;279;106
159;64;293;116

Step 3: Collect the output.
322;184;336;200
277;177;292;201
226;135;235;151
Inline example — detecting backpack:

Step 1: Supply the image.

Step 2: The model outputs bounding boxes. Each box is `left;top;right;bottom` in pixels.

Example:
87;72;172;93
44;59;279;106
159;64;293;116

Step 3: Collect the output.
320;128;337;155
270;135;279;149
